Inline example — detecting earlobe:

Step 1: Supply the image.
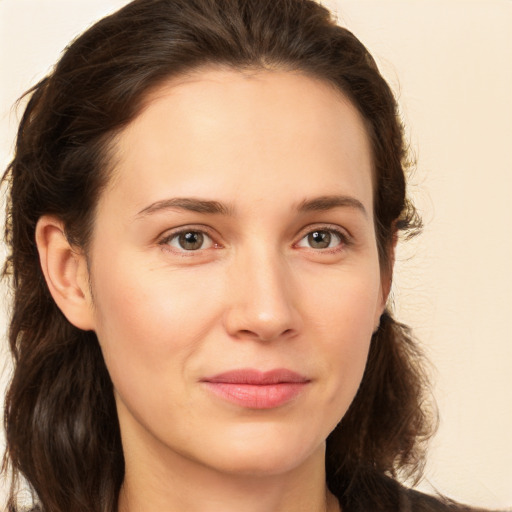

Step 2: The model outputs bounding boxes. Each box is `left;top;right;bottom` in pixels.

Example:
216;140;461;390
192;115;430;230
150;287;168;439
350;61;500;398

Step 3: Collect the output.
35;216;95;331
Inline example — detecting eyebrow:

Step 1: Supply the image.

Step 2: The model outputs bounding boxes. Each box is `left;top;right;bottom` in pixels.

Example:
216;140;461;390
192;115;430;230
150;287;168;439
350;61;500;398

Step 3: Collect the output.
296;195;368;217
135;194;367;219
136;197;233;217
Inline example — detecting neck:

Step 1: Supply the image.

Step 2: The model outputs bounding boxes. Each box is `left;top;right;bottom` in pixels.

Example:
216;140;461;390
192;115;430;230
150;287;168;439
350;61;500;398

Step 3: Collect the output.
118;439;340;512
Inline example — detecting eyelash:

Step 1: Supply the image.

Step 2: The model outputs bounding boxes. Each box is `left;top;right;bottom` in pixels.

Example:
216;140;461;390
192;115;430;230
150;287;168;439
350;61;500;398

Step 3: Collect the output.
158;226;219;254
295;225;351;253
158;225;351;254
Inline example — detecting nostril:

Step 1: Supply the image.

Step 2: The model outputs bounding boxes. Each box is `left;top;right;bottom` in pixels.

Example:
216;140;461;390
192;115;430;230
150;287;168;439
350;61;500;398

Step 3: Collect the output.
233;327;295;342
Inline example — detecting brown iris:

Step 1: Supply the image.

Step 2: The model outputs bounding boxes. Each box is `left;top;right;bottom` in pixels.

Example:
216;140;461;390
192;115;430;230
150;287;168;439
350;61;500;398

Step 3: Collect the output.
307;230;332;249
178;231;204;250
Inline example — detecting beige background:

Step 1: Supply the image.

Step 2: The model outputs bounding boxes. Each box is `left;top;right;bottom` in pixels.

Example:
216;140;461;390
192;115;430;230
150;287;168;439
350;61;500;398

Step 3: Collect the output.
1;0;511;508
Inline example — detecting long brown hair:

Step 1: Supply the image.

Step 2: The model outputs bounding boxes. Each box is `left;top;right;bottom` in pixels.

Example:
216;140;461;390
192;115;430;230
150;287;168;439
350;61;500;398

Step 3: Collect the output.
2;1;431;510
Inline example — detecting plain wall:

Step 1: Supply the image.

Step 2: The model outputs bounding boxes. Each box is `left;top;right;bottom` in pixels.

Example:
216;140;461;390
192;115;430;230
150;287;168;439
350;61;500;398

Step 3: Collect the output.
1;0;511;508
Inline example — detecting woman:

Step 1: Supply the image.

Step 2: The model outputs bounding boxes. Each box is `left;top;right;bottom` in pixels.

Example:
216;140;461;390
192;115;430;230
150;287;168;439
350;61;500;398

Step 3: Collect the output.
0;0;500;511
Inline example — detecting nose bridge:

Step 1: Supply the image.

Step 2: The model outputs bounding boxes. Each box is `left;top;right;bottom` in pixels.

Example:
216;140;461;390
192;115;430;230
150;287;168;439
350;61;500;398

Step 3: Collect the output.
223;239;299;341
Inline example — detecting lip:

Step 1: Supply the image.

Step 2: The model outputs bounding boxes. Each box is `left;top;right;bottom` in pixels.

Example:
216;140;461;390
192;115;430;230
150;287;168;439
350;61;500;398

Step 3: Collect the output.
200;368;310;409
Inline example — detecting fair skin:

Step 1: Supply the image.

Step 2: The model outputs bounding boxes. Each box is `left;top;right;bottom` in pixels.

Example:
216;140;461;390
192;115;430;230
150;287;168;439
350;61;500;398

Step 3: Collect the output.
36;68;389;512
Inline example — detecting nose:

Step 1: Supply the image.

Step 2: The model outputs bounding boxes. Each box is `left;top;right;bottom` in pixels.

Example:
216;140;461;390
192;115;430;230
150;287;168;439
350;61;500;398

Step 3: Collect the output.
222;248;301;342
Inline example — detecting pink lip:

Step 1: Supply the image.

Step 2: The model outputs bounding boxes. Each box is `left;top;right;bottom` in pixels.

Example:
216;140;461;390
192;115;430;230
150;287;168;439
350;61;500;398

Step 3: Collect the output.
201;369;310;409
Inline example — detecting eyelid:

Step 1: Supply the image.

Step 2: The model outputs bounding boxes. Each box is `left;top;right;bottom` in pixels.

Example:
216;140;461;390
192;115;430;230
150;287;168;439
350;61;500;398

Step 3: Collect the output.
157;225;221;252
156;223;352;253
293;224;352;250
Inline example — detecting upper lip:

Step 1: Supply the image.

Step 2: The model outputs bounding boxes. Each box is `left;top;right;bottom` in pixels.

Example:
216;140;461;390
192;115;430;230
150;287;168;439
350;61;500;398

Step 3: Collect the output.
201;368;310;385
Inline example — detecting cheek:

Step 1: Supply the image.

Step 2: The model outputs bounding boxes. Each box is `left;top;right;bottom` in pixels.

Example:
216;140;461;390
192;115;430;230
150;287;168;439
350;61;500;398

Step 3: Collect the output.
307;260;382;343
90;256;223;397
296;264;381;427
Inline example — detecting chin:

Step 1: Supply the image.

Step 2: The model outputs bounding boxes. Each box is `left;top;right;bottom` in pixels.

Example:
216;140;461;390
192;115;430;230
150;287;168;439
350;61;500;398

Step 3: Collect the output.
196;428;327;478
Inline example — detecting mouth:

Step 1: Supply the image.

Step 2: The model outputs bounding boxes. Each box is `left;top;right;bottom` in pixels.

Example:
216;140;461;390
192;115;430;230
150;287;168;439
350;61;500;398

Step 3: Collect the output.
200;368;310;409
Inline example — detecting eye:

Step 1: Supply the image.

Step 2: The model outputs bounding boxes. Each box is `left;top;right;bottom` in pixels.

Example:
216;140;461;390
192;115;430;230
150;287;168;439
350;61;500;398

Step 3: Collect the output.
296;229;344;250
163;230;214;251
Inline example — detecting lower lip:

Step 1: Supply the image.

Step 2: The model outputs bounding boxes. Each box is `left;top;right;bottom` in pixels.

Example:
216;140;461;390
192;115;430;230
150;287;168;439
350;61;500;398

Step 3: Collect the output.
202;382;308;409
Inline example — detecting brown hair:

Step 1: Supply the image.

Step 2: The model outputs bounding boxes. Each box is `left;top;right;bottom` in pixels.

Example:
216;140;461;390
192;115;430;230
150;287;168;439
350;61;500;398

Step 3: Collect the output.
2;1;431;510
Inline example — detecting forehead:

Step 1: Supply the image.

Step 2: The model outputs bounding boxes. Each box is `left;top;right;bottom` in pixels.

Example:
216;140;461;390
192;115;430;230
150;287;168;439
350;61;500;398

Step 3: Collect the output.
103;67;374;217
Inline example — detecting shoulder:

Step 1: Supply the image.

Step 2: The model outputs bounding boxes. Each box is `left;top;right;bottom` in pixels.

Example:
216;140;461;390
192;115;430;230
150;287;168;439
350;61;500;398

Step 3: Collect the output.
403;487;485;512
403;486;503;512
330;472;499;512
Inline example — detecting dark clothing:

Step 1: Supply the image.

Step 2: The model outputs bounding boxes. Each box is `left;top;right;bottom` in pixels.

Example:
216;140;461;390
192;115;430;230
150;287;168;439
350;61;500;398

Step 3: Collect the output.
331;473;494;512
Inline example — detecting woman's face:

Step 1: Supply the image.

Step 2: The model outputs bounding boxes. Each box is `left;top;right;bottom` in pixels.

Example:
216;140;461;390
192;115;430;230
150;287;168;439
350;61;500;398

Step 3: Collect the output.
87;68;386;477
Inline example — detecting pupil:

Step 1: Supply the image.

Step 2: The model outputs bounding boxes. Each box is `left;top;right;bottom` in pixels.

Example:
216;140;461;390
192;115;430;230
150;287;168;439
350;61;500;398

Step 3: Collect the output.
179;232;203;250
308;231;331;249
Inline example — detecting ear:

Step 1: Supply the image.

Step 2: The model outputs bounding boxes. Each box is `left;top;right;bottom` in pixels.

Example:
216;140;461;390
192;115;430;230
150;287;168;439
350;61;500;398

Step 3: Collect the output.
35;216;95;331
381;228;398;305
375;229;398;330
